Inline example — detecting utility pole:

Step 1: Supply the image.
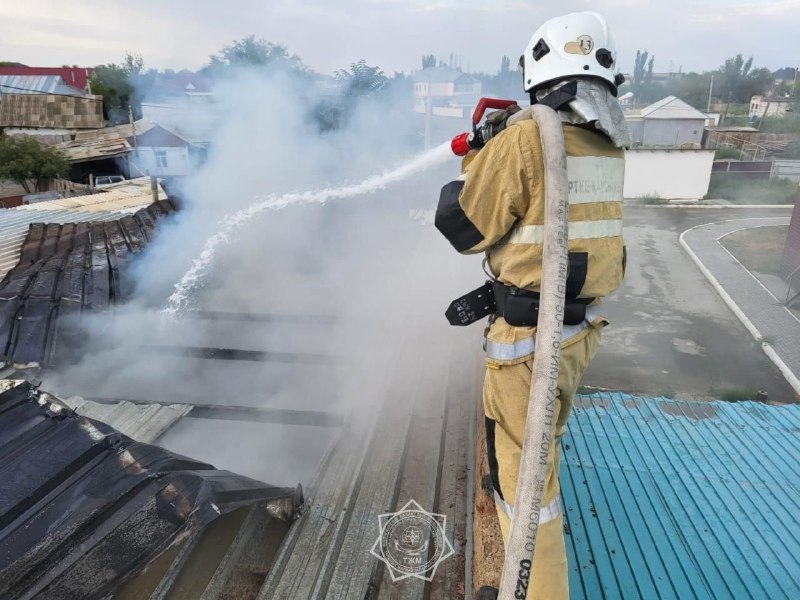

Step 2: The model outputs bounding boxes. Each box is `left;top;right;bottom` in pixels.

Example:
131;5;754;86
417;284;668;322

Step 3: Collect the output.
129;104;138;180
707;74;714;112
128;104;137;148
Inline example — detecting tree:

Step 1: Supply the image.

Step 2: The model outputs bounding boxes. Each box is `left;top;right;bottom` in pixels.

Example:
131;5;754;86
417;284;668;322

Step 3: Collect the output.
671;72;714;109
335;59;388;98
421;54;436;69
90;52;146;124
0;134;69;194
631;50;654;104
203;36;305;76
490;56;520;99
718;54;752;102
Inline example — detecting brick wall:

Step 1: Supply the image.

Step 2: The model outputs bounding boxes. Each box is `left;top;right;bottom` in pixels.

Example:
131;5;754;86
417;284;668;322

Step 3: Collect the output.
0;93;103;129
781;188;800;279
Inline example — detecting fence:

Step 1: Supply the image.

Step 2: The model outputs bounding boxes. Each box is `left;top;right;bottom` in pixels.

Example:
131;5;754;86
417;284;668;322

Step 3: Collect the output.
712;160;800;182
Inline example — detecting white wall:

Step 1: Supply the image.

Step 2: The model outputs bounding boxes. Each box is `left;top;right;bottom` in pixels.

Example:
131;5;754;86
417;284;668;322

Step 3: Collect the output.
131;147;190;177
624;149;715;200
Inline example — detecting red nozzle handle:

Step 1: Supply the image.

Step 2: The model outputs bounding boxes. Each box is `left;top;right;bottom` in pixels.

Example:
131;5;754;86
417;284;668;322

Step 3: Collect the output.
472;98;518;125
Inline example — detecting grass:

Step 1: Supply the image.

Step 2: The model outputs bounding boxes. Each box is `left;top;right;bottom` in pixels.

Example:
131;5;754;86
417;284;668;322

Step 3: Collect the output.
708;385;760;402
720;225;788;275
714;147;741;160
706;174;798;204
632;194;670;205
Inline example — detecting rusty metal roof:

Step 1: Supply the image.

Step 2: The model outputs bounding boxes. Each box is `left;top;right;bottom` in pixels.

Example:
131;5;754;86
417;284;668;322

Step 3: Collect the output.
563;392;800;599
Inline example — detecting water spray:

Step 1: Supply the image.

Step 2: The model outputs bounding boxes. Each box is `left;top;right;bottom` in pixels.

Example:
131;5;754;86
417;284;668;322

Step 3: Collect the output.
162;142;452;316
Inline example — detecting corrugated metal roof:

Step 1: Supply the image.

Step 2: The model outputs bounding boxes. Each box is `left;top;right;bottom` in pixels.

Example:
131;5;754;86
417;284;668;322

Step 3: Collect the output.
64;395;193;443
0;199;178;371
17;177;164;212
73;118;157;142
0;380;297;599
0;178;163;279
0;74;85;96
562;392;800;600
0;66;93;91
56;137;132;162
0;208;130;280
640;96;708;120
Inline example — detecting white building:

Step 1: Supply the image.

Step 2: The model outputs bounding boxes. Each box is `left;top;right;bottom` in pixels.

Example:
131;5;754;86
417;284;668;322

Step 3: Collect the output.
413;67;481;118
750;95;794;120
625;96;708;148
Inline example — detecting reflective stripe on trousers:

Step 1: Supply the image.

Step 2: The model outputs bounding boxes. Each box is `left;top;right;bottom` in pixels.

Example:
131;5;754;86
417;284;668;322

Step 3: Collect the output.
485;306;603;361
494;491;563;525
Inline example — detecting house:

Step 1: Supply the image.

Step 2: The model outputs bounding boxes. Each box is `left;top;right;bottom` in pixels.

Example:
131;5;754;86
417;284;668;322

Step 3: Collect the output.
625;96;708;147
0;74;104;140
59;119;209;181
750;94;794;120
0;74;89;97
0;66;94;93
413;67;481;118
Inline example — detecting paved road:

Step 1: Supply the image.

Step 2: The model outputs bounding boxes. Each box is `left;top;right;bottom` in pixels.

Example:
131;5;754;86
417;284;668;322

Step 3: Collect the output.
681;215;799;396
584;206;798;403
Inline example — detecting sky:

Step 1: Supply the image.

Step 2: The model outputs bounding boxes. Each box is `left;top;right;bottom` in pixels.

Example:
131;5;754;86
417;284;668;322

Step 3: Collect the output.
1;0;798;76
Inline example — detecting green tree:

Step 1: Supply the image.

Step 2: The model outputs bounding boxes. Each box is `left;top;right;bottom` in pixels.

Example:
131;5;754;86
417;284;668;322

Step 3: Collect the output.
671;72;714;109
203;36;305;76
335;59;388;98
90;51;146;124
717;54;773;103
631;50;655;104
718;54;752;101
0;134;69;193
421;54;436;69
491;55;520;99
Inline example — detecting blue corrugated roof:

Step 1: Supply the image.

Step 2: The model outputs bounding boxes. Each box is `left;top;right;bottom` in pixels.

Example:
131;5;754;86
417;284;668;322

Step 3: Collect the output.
562;392;800;600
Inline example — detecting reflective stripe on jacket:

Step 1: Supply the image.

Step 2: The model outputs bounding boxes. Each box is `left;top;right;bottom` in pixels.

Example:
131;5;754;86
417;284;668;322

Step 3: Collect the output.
435;120;625;363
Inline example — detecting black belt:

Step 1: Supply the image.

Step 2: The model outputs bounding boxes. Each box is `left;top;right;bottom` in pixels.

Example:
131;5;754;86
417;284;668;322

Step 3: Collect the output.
445;280;593;327
491;281;593;327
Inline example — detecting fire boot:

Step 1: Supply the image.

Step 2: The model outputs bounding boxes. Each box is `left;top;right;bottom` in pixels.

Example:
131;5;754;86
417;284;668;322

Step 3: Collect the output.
476;586;499;600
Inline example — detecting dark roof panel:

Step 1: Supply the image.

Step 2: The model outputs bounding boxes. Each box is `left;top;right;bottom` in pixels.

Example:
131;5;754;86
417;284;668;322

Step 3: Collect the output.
0;200;178;372
0;381;297;599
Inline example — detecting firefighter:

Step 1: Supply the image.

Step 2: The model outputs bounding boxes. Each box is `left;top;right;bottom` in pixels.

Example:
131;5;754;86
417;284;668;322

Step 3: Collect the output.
435;11;630;600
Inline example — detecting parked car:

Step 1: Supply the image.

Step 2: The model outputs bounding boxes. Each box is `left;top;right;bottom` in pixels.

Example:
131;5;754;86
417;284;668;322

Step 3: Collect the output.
94;175;125;187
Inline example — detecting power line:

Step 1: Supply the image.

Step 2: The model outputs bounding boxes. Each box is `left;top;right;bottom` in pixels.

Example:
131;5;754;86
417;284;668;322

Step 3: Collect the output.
0;83;103;102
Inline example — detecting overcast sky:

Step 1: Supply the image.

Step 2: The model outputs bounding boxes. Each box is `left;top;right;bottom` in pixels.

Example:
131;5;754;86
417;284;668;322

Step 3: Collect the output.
2;0;798;76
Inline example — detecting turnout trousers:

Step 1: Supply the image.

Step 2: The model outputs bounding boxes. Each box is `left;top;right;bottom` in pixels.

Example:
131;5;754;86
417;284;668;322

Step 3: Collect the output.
483;322;603;600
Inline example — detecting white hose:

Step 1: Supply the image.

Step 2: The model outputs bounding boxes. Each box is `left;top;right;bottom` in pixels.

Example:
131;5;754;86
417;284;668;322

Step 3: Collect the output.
497;105;570;599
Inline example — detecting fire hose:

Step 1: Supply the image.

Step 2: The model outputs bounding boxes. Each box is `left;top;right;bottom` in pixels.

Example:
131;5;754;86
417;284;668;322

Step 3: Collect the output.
450;100;570;598
498;105;569;599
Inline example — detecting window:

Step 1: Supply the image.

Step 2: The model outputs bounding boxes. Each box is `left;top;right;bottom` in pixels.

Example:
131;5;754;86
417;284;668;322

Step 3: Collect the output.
155;150;168;168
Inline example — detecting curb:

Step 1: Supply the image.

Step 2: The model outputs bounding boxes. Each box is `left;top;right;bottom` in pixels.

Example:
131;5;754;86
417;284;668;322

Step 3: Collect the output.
679;225;800;399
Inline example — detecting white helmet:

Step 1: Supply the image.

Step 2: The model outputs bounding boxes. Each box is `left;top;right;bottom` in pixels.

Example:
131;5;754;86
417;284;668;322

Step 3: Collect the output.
520;11;620;95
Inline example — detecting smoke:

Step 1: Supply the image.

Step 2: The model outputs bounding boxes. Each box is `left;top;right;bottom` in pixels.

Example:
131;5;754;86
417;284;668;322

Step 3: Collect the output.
43;67;482;487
